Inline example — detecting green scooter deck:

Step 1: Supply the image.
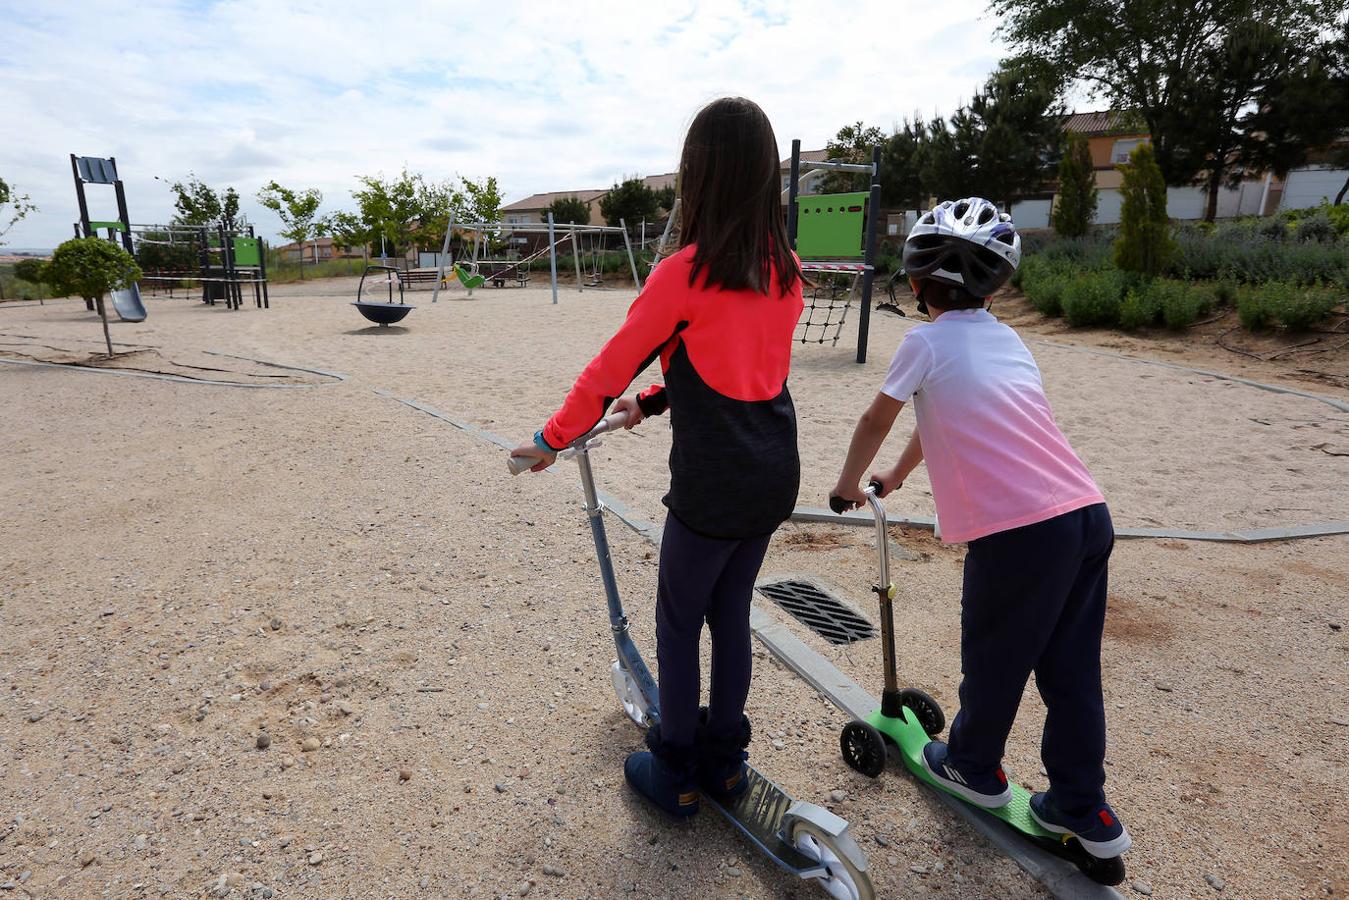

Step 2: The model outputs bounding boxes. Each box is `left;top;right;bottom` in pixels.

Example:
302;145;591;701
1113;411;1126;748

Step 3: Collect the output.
868;707;1057;840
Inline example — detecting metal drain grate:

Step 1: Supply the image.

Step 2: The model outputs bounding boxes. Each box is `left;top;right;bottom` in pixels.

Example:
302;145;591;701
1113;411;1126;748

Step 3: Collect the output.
757;579;875;645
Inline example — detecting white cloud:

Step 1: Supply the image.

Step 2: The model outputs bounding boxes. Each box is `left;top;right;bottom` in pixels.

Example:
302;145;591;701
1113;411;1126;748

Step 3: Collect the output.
0;0;1008;248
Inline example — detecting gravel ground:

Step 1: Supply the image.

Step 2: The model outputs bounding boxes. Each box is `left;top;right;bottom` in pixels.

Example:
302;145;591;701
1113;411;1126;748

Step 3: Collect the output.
1;280;1345;898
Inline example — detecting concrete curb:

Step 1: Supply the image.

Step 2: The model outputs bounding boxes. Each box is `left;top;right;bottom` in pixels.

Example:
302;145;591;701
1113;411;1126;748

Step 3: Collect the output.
791;506;1349;544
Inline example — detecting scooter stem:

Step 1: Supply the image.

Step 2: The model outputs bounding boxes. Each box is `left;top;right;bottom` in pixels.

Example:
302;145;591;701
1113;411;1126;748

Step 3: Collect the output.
864;485;904;716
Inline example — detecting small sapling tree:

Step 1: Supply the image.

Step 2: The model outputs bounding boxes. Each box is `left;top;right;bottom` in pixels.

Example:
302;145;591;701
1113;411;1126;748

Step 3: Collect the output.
46;238;143;357
257;181;323;276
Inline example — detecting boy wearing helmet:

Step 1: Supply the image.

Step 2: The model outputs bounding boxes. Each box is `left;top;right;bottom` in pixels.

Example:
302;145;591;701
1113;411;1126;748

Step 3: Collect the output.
831;198;1131;861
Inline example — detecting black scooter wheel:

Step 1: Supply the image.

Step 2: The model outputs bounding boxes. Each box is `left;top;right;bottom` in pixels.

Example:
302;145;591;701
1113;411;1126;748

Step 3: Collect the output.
1071;843;1127;886
900;688;946;737
840;720;887;778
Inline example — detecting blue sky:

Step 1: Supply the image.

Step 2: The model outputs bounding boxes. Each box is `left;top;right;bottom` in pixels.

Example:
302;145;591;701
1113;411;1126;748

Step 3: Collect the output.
1;0;1010;249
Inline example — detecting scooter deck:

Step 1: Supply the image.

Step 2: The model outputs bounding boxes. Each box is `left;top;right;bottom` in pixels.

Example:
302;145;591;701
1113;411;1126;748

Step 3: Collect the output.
702;765;827;878
869;707;1060;841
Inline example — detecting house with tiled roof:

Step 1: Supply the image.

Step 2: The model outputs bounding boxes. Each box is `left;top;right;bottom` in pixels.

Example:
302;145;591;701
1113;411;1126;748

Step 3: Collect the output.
499;189;609;226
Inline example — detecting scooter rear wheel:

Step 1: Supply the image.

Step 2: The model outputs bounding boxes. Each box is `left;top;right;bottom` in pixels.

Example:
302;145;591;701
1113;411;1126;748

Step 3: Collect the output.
790;817;876;900
839;720;887;778
900;688;945;737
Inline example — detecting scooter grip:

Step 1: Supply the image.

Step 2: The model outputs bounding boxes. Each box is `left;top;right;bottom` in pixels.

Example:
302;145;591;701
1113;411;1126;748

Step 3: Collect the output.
507;454;541;476
828;494;850;514
868;479;885;495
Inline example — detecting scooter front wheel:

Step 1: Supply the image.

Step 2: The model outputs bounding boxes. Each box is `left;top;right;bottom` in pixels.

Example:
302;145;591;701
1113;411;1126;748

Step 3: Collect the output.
790;817;875;900
1067;840;1127;886
839;720;887;778
899;688;945;737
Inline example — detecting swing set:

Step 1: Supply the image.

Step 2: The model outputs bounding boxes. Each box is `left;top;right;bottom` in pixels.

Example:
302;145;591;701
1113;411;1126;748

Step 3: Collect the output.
430;211;642;304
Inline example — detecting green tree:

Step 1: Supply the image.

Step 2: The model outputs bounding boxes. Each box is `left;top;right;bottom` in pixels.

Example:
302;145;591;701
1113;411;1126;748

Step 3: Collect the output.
1114;143;1174;277
45;237;143;357
654;185;677;214
599;177;659;228
459;176;502;226
881;119;927;211
257;181;323;275
968;57;1064;208
1;176;37;246
1053;132;1099;236
822;122;887;194
347;170;422;258
546;195;591;225
13;258;45;284
995;0;1342;213
1239;23;1349;204
919;111;981;202
163;173;241;227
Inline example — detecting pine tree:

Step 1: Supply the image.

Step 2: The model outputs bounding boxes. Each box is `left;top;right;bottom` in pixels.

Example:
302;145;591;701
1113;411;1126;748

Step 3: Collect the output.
1052;133;1097;237
1113;143;1174;277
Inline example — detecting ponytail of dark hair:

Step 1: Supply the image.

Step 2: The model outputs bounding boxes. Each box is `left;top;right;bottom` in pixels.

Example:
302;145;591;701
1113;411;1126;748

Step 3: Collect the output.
677;97;803;296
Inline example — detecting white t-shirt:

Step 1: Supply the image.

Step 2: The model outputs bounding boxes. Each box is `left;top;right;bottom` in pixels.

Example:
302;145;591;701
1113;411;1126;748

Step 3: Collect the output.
881;308;1104;543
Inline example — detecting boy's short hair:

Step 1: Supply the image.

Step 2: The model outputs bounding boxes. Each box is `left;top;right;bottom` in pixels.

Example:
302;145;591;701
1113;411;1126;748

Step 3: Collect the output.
916;277;986;311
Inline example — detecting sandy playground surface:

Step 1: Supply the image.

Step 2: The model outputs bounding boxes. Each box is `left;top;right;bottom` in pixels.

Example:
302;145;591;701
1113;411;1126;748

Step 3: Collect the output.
1;276;1346;899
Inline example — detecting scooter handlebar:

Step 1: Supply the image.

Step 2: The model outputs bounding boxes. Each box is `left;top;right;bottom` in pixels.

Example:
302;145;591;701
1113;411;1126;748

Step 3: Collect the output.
507;410;632;476
828;479;889;513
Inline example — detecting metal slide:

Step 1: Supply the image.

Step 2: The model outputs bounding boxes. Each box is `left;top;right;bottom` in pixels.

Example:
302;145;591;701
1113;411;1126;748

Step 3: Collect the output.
110;283;147;322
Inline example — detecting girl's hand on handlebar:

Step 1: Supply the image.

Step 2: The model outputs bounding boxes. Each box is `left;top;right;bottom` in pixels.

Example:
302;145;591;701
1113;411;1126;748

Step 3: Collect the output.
510;445;556;473
611;396;645;430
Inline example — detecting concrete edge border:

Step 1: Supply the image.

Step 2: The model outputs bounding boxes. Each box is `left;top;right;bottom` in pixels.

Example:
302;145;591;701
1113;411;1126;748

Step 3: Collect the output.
379;388;1121;898
748;607;1124;900
791;506;1349;544
0;354;346;388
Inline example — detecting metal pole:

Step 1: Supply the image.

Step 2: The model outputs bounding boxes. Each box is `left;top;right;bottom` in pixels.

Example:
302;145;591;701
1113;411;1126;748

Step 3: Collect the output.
547;211;559;305
432;210;454;302
574;228;585;292
619;218;641;291
71;154;92;239
787;139;801;247
855;146;882;365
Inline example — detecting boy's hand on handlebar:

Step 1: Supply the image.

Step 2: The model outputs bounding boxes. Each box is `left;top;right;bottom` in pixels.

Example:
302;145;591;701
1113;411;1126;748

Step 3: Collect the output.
870;467;903;497
611;396;645;429
509;445;556;473
829;483;867;513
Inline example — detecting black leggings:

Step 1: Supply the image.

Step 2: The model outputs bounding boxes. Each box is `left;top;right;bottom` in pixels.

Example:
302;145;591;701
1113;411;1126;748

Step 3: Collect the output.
948;502;1114;816
654;513;773;749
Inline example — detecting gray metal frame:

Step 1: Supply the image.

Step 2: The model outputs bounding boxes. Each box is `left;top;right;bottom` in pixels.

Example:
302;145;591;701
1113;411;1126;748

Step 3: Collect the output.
431;217;642;303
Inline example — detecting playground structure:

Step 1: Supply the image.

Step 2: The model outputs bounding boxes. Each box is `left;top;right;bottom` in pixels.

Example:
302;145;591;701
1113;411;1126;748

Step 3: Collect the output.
69;155;146;323
70;154;269;315
129;222;270;310
429;212;641;304
352;265;413;326
785;140;882;364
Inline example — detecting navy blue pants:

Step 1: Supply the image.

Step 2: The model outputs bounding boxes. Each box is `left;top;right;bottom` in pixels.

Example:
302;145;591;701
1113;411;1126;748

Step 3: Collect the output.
947;503;1113;816
655;513;773;749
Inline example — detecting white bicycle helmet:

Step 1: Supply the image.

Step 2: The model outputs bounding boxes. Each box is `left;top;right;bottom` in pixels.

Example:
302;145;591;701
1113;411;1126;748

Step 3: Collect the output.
902;198;1021;298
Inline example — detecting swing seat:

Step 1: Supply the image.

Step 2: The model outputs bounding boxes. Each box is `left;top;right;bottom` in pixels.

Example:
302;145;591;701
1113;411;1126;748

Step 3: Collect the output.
453;264;486;290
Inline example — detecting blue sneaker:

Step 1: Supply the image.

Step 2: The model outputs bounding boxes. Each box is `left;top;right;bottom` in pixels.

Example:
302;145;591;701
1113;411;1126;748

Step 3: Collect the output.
1030;792;1132;858
921;741;1012;808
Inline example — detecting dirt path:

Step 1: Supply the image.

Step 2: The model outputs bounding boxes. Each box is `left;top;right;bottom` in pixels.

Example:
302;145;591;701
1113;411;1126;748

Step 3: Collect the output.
1;280;1345;898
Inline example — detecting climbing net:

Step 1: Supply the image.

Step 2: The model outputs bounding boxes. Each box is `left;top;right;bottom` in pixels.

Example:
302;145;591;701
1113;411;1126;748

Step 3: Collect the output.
795;271;860;346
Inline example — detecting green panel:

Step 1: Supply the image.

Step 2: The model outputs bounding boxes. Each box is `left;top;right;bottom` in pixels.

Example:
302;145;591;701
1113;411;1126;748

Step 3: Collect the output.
795;192;868;259
89;220;126;233
232;237;262;267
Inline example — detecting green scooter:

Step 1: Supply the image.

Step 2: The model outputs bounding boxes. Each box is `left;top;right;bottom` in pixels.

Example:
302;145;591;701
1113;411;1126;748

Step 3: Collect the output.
832;483;1127;886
